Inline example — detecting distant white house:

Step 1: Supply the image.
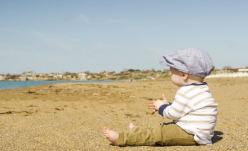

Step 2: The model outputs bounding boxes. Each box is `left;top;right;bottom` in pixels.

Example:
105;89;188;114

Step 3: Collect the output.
78;72;87;80
19;76;27;81
57;73;63;79
0;75;5;81
237;69;248;72
207;68;248;78
19;71;36;81
47;73;63;80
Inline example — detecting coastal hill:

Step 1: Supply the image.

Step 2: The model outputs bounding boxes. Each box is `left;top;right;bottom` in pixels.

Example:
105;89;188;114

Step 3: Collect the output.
0;69;171;81
1;68;248;81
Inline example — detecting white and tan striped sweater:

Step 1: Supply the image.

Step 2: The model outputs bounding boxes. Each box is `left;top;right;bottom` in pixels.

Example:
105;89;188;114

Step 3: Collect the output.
160;82;218;145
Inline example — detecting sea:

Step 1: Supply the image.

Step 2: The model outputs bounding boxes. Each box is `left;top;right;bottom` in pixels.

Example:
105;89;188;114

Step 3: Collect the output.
0;80;119;91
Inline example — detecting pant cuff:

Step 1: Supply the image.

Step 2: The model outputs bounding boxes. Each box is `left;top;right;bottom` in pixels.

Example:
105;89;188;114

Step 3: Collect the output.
117;132;125;147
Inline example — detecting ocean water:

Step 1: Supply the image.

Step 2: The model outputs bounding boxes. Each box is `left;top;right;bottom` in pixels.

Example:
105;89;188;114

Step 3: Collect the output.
0;80;117;91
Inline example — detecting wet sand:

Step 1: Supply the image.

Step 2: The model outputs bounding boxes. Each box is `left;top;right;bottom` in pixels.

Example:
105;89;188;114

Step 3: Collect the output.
0;77;248;150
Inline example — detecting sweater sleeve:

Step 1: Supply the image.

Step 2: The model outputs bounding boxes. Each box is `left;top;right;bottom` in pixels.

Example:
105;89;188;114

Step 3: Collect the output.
158;103;171;116
163;91;193;120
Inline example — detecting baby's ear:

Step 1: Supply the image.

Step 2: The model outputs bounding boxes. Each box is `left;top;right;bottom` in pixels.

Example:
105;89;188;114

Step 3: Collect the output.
181;72;189;80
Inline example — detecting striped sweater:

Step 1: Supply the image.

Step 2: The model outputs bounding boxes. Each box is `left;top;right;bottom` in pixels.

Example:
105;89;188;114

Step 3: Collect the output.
159;82;218;145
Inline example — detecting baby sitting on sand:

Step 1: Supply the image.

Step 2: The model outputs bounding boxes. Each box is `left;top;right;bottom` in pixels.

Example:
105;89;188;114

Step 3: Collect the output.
103;47;218;146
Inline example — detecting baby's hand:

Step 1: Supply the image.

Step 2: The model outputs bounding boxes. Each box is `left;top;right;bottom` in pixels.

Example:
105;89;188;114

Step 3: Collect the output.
148;94;169;113
160;94;169;104
148;101;156;112
153;100;166;111
148;100;166;113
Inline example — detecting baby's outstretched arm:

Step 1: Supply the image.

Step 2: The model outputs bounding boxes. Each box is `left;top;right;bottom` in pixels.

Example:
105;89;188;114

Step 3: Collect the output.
148;94;169;113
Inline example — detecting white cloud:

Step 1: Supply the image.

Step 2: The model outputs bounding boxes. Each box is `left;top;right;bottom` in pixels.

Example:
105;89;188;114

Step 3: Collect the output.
79;14;92;24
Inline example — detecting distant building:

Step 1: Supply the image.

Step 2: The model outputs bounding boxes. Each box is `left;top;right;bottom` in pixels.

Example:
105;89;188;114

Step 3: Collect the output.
100;71;109;77
237;69;248;72
35;74;48;81
78;72;87;80
0;74;5;81
227;68;248;73
20;71;36;81
47;73;63;80
87;74;92;80
207;68;248;78
57;73;63;79
19;75;27;81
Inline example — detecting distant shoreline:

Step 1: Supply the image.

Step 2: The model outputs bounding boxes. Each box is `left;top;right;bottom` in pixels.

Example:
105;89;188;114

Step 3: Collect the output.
0;80;127;91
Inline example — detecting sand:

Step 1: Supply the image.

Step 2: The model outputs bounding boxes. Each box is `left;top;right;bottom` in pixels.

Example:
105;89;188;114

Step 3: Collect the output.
0;77;248;151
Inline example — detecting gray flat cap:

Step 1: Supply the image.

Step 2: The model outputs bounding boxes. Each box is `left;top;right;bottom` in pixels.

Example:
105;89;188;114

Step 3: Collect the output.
160;47;215;77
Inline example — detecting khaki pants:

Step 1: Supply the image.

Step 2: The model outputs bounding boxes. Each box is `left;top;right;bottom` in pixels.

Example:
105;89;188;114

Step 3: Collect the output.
118;122;197;146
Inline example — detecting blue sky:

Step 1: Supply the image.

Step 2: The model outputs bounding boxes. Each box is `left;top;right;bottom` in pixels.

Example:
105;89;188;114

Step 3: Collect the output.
0;0;248;74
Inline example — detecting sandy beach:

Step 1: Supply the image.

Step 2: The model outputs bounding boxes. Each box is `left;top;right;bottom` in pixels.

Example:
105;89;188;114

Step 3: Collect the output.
0;77;248;151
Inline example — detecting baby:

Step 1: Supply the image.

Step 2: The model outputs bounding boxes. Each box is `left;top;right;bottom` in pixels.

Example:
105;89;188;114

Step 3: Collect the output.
103;47;218;146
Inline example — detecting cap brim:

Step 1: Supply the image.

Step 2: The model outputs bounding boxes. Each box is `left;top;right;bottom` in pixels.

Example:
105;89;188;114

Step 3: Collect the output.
159;56;169;66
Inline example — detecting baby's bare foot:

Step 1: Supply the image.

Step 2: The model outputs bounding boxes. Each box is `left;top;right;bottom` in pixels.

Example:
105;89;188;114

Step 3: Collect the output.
129;122;134;129
103;127;119;146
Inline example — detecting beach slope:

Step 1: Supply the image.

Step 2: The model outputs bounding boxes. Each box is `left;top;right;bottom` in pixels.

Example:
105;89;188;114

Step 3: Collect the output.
0;78;248;150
